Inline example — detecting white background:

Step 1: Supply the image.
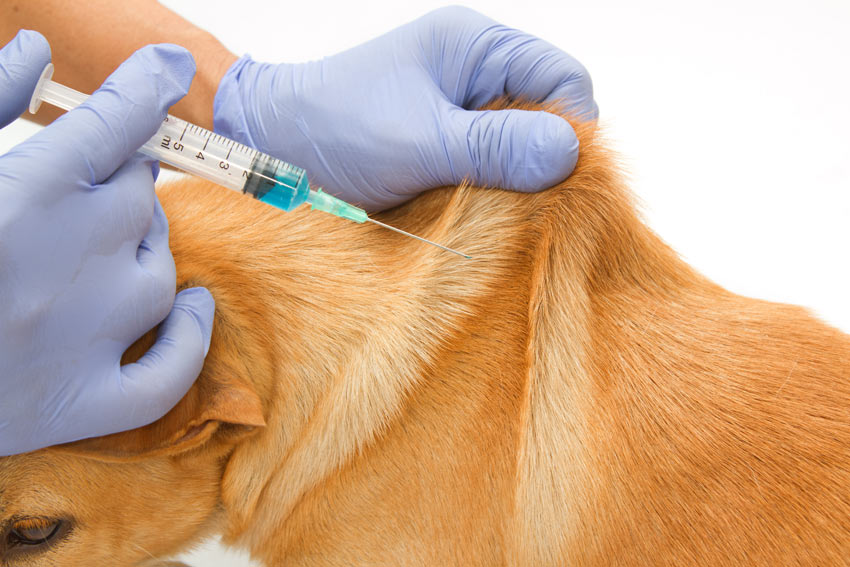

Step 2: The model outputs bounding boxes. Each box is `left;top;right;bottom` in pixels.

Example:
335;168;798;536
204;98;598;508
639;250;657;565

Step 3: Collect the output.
1;0;847;564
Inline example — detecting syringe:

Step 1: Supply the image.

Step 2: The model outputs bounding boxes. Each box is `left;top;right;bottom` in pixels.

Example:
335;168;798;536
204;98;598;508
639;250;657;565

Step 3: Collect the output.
29;64;470;259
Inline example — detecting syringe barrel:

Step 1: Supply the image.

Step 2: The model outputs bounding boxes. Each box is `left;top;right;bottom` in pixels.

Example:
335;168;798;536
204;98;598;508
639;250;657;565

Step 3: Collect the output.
29;63;312;212
140;116;311;209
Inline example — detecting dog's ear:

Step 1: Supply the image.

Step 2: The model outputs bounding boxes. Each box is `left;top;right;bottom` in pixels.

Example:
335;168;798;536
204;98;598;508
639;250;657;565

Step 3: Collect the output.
52;331;266;462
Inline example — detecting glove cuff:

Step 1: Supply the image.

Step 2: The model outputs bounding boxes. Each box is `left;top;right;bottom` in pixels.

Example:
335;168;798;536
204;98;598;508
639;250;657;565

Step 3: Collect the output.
213;54;258;144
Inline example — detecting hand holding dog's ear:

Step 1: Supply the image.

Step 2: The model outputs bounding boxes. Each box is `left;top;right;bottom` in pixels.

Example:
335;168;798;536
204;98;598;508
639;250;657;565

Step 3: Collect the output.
0;33;215;456
213;6;597;211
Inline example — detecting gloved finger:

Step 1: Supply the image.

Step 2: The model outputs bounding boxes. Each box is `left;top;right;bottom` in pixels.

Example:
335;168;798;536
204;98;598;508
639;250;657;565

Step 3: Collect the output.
87;158;178;343
478;32;597;120
136;195;175;284
125;187;178;339
85;287;215;436
428;7;597;120
442;105;579;192
91;154;159;244
0;29;51;129
34;43;195;185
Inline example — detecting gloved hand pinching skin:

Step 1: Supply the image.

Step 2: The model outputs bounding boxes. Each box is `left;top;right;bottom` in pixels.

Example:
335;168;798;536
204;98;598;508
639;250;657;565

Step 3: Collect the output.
0;30;215;456
214;6;597;212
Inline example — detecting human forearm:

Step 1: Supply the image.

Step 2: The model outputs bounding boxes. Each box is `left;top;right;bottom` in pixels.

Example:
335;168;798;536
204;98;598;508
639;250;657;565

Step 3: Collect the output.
0;0;237;128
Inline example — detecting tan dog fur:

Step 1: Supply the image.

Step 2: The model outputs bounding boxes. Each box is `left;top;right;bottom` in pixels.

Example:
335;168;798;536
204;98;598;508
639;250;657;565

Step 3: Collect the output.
0;102;848;566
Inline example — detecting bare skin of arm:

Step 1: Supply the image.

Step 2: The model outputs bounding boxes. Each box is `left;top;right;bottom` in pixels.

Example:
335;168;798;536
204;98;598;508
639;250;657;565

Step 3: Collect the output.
0;0;237;129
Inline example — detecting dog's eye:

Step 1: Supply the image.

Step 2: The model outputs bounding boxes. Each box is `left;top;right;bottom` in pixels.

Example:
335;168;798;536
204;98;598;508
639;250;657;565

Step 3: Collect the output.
8;517;63;546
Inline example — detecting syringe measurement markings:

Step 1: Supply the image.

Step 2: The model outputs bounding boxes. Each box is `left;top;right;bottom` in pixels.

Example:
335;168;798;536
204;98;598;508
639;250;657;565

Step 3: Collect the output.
179;122;188;141
234;142;253;155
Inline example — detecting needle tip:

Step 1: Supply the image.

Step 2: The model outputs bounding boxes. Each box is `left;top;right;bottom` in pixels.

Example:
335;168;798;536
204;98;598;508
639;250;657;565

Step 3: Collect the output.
366;217;471;259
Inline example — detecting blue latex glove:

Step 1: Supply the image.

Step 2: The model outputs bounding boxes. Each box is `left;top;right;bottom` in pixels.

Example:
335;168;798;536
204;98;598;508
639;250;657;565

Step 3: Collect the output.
214;6;597;211
0;30;215;456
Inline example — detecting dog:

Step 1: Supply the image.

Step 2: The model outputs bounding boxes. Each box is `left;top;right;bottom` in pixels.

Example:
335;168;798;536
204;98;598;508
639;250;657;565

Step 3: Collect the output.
0;102;848;567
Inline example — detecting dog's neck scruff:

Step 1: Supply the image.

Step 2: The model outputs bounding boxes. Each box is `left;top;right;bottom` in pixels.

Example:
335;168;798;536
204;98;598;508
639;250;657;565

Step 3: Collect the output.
56;101;625;558
15;100;850;566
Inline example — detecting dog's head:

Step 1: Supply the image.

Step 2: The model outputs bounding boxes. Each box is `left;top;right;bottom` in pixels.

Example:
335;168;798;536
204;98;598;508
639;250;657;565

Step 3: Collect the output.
0;325;266;566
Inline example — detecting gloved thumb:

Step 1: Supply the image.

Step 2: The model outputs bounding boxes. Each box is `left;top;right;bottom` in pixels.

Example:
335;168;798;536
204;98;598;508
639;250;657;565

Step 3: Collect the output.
111;287;215;432
444;107;580;192
0;29;51;129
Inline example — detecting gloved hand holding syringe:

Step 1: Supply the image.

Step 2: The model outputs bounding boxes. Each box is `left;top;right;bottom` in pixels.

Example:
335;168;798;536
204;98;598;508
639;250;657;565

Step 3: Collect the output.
29;63;470;259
